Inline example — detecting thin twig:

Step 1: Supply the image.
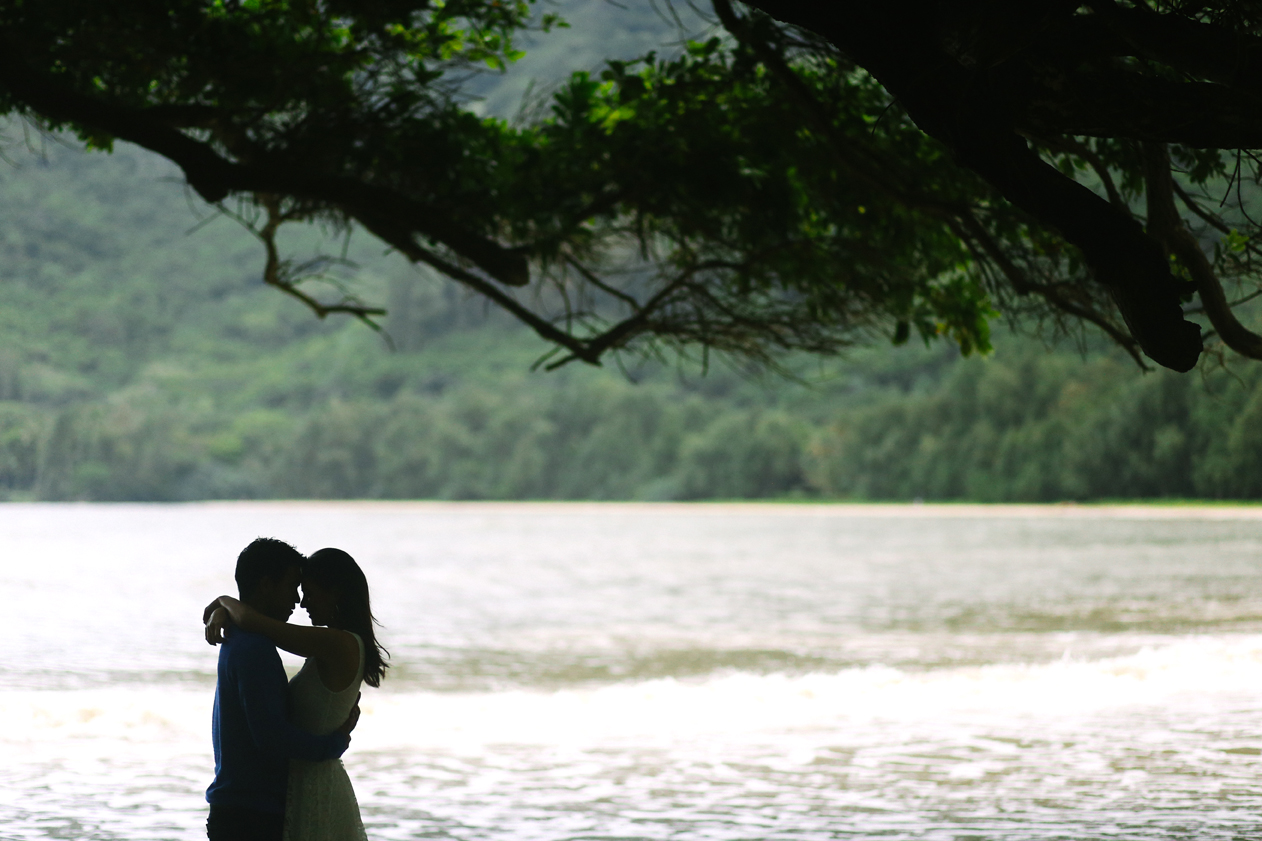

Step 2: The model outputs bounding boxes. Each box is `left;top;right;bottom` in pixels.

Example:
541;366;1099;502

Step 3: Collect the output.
564;254;642;308
253;196;389;333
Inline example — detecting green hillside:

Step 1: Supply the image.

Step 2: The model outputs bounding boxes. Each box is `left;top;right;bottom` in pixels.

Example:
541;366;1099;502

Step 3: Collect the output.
1;135;1260;503
3;1;1262;502
0;135;854;501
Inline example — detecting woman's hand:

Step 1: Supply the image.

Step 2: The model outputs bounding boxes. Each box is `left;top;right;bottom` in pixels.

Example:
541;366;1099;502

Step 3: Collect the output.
209;594;270;635
202;595;261;645
205;606;230;646
214;595;252;626
202;597;226;625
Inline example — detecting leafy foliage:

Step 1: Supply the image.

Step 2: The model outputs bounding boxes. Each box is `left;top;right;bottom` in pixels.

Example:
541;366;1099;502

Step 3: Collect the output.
501;39;999;364
4;0;1222;372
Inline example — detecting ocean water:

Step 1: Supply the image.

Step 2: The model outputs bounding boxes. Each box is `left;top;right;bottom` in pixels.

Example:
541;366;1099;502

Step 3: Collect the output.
3;502;1262;839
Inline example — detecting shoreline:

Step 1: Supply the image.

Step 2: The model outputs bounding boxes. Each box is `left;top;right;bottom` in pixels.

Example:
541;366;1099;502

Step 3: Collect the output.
5;498;1262;519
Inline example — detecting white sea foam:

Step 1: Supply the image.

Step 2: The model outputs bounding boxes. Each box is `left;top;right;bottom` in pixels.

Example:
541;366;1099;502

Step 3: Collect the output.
9;639;1262;840
7;635;1262;753
270;634;1262;750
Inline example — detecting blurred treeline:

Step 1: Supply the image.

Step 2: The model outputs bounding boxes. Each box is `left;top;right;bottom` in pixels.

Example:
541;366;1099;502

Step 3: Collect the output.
3;141;1262;502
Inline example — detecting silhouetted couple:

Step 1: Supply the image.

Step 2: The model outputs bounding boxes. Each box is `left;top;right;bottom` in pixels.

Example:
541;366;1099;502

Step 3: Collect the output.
202;538;389;841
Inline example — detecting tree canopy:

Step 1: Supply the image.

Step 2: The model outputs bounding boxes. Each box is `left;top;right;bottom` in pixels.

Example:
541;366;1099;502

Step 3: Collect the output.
3;0;1262;372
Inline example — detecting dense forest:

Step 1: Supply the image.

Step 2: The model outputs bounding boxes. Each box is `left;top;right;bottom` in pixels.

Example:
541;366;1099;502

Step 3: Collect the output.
3;0;1262;503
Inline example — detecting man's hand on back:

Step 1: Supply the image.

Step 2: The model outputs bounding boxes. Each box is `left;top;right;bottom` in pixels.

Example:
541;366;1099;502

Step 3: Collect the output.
335;693;362;749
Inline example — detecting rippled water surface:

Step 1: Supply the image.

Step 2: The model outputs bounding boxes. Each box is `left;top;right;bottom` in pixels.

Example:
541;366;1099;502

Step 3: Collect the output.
4;502;1262;839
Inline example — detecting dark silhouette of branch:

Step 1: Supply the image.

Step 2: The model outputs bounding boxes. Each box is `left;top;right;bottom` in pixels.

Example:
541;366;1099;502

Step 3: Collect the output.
563;255;642;308
950;212;1149;369
1028;134;1128;211
740;0;1203;371
713;0;963;219
1083;0;1262;93
0;54;529;289
1143;141;1262;359
252;197;389;335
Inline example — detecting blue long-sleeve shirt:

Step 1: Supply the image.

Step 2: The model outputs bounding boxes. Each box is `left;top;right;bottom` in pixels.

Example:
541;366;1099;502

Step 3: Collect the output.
206;627;348;814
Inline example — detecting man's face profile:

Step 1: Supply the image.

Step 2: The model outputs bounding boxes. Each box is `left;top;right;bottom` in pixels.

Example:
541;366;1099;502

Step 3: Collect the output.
251;565;302;621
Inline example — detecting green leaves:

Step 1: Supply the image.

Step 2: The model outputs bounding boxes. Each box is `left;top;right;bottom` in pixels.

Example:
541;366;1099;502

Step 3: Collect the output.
492;37;1008;360
1226;228;1250;254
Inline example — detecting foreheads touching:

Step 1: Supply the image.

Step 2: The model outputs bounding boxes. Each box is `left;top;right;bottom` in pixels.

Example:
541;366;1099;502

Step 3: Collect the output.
235;537;304;621
299;577;339;627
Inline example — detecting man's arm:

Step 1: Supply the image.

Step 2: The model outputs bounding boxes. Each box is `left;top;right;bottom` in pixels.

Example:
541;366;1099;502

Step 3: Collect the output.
233;639;353;762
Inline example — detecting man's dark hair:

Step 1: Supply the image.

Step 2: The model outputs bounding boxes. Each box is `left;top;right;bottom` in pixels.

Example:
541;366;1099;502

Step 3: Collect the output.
235;538;304;600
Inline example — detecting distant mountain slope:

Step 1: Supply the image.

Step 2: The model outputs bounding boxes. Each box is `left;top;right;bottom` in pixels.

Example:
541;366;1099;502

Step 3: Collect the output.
0;135;887;500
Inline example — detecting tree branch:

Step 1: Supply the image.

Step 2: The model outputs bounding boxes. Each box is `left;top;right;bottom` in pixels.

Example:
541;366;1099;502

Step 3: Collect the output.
951;212;1148;368
0;53;530;288
1022;68;1262;148
354;215;607;365
563;255;642;308
252;197;388;331
1084;0;1262;93
741;0;1202;370
1027;133;1128;210
1142;141;1262;359
713;0;964;219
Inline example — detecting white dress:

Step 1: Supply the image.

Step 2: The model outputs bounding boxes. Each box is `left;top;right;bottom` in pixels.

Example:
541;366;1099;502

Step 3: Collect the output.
283;632;368;841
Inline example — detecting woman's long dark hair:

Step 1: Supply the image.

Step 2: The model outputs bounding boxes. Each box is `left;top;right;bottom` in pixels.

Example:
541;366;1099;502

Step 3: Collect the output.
302;548;390;688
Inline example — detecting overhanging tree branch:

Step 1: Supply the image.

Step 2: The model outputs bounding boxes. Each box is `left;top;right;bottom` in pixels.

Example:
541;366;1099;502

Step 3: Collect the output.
741;0;1203;371
10;0;1262;374
1142;141;1262;359
251;196;388;332
0;53;530;288
1084;0;1262;93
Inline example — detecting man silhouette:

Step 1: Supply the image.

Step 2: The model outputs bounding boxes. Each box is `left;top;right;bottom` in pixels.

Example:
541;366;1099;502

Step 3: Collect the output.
204;538;358;841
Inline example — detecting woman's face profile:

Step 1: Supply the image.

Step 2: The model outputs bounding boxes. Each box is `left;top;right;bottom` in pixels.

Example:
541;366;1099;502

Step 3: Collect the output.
299;579;339;627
